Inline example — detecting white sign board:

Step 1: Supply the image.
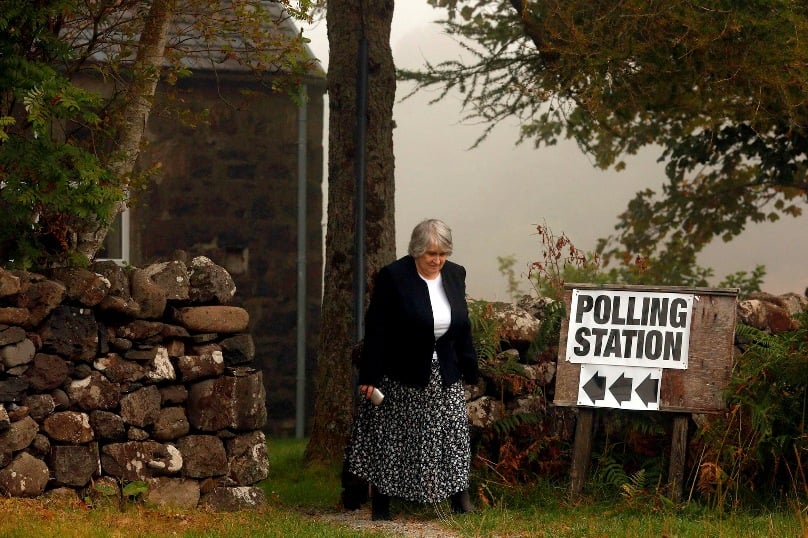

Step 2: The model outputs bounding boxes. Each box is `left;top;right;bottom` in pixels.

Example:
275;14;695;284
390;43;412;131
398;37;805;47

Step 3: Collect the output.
566;289;693;370
577;364;662;410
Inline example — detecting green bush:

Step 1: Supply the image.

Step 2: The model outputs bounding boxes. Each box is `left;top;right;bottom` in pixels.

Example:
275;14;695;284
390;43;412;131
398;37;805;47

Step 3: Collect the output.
694;314;808;508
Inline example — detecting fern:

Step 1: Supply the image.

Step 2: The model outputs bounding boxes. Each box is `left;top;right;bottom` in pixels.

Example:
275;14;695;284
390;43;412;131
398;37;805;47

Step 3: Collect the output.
0;116;15;142
480;352;524;378
734;322;778;352
491;413;542;438
595;455;630;490
619;468;648;502
23;85;49;137
469;299;503;362
595;454;664;505
528;299;565;357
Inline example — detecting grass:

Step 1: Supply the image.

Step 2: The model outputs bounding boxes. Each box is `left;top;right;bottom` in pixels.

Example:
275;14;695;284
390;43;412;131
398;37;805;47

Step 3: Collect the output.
0;438;804;537
0;497;364;538
450;495;804;537
262;436;343;508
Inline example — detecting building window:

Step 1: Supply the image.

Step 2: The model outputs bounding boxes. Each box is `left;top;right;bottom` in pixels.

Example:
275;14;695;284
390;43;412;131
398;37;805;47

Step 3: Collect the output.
97;209;130;263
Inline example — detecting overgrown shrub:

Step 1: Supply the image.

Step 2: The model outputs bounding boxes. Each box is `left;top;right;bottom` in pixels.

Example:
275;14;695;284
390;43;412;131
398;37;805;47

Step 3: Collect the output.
694;314;808;508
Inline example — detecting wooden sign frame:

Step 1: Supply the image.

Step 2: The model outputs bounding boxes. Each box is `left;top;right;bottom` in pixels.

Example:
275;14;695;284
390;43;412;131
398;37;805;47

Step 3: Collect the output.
553;284;738;500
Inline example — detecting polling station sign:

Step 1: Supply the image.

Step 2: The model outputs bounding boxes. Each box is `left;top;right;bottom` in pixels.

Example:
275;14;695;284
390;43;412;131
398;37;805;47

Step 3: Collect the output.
555;284;737;414
566;289;694;370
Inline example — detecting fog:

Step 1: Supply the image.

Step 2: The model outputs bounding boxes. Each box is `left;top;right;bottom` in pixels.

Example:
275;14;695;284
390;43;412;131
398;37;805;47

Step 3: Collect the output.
304;5;808;301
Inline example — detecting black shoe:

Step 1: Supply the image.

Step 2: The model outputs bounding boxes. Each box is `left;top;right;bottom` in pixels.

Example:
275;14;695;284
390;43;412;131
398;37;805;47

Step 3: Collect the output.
340;467;368;510
450;490;476;514
371;487;391;521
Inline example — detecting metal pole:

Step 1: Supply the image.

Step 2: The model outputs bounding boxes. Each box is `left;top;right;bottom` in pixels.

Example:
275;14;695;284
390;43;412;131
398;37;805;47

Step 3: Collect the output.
353;33;368;343
295;84;308;439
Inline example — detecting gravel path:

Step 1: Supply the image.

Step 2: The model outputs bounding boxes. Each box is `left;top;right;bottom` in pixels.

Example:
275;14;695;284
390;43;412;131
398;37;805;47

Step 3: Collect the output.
305;505;464;537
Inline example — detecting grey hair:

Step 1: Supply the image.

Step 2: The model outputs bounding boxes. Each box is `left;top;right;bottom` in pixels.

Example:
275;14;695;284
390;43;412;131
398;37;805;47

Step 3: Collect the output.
408;219;453;257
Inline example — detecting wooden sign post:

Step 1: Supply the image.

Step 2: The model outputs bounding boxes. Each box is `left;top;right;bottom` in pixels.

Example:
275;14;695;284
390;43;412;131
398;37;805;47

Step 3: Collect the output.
553;284;738;501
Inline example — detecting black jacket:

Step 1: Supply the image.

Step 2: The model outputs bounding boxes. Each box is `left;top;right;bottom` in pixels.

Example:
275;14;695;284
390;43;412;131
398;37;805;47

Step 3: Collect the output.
358;255;479;388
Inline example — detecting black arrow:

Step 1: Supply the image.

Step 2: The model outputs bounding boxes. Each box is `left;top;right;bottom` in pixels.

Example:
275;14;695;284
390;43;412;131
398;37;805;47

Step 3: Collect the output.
636;373;659;407
582;371;606;403
609;373;634;404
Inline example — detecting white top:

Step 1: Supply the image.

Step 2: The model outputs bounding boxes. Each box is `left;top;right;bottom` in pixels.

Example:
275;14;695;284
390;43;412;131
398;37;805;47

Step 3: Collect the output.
422;273;451;339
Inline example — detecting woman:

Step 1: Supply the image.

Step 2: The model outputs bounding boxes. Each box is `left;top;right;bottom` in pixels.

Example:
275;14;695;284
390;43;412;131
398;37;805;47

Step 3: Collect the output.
346;218;479;520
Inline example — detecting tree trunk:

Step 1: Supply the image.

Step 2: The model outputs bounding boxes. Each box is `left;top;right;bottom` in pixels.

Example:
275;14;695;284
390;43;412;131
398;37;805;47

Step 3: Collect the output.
76;0;175;261
305;0;396;465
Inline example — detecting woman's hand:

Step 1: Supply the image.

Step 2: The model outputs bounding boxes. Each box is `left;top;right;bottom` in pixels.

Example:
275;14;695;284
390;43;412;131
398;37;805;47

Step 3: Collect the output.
358;384;375;400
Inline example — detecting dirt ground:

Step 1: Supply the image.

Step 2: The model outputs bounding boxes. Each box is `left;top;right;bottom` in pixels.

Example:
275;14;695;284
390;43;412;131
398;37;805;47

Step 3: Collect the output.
306;504;464;537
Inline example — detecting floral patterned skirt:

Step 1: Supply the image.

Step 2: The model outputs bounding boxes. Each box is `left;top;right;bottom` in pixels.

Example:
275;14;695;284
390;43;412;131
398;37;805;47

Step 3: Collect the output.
346;357;470;503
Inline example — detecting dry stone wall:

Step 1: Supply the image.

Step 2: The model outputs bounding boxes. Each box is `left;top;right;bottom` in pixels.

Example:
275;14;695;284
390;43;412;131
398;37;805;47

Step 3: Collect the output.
0;257;268;511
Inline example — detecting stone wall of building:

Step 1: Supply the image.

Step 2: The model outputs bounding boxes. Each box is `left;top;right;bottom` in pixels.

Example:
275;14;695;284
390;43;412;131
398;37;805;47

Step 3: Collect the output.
128;72;325;437
0;258;267;511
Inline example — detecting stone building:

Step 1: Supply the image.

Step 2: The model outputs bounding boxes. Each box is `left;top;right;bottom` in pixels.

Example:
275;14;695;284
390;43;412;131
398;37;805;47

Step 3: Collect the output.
98;6;325;437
